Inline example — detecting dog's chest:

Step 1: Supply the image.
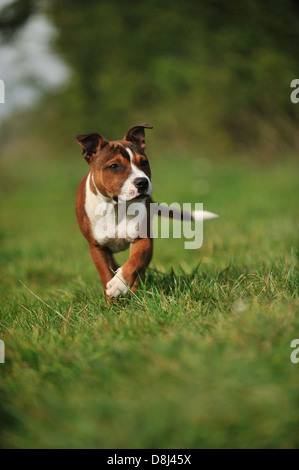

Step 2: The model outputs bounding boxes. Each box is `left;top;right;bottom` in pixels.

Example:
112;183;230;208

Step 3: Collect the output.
84;174;146;253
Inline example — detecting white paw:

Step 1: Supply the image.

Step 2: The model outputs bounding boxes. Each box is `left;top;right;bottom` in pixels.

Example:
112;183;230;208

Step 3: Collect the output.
106;268;130;298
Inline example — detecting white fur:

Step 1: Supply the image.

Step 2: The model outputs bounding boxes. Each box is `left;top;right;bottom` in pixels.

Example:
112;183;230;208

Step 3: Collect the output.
85;173;147;253
85;173;110;236
192;210;218;221
106;268;130;297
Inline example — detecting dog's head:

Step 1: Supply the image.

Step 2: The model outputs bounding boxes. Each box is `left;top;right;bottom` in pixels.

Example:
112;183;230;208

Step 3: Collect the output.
76;124;153;202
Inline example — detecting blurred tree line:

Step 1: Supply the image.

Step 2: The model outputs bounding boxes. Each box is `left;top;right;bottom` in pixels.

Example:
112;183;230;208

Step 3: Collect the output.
2;0;299;157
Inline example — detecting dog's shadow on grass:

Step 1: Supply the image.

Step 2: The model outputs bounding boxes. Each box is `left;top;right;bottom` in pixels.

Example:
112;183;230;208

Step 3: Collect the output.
75;263;253;305
140;264;247;295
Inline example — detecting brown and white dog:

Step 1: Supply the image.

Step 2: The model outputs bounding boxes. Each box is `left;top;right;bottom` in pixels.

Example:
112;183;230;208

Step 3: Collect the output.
75;124;217;298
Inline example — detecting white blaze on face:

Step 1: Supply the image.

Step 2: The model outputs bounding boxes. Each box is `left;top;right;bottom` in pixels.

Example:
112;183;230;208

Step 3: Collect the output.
118;147;152;202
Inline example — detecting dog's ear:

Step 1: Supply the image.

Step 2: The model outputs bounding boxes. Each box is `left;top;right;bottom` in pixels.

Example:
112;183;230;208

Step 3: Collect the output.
76;133;108;163
124;123;153;152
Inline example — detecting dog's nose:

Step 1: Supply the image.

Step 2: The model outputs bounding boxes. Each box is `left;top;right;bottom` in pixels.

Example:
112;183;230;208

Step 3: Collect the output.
133;177;149;192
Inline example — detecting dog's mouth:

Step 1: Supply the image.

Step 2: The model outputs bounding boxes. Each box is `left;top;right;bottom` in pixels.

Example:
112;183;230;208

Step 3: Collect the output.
134;193;150;200
113;193;150;203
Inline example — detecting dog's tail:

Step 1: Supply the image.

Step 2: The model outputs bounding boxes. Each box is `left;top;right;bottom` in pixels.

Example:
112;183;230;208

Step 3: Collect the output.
151;201;218;221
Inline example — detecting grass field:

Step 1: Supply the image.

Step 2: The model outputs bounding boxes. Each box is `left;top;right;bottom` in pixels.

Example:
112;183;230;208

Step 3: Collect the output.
0;149;298;449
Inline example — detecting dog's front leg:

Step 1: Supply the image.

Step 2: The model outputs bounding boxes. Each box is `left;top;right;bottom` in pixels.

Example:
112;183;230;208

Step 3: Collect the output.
89;243;119;291
106;237;153;298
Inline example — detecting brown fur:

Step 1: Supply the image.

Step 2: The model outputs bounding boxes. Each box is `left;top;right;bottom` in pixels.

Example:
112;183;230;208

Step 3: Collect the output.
75;124;153;297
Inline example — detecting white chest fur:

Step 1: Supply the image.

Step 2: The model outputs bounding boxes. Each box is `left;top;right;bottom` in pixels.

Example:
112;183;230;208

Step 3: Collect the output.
84;173;147;253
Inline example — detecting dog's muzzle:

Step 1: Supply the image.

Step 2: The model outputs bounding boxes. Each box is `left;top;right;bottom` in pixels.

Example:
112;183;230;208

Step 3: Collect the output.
133;177;149;194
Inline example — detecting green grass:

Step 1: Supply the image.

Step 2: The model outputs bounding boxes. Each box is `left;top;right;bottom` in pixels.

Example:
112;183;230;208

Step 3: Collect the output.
0;150;298;449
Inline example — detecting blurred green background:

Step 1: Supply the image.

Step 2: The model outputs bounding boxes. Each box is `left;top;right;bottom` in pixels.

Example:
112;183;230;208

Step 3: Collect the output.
0;0;299;450
1;0;299;157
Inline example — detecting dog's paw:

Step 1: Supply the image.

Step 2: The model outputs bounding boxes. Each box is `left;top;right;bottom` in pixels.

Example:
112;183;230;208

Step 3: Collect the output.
106;268;130;298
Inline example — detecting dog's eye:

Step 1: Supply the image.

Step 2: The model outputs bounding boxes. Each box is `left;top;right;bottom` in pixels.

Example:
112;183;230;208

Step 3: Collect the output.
140;159;149;167
107;163;120;171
